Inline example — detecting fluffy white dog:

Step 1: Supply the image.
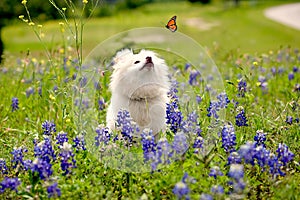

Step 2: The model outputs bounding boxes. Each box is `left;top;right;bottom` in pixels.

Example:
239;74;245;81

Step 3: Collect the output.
106;49;170;134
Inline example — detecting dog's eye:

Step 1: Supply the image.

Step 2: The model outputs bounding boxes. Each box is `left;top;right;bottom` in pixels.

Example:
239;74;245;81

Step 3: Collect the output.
134;61;140;64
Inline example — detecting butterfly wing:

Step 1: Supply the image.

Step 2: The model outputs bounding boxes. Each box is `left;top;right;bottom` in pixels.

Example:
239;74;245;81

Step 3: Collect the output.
166;16;177;32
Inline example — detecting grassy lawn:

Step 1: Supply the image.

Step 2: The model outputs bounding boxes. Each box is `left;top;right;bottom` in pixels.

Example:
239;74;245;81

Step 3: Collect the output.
0;0;299;199
2;0;300;57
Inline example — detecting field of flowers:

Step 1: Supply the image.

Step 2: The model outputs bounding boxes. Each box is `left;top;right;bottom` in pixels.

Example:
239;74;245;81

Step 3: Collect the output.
0;1;300;200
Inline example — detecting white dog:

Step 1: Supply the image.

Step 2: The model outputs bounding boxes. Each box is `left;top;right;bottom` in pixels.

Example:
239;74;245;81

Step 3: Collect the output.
106;49;170;135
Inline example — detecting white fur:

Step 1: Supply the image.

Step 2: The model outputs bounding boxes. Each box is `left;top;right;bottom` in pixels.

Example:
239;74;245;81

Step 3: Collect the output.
106;49;170;134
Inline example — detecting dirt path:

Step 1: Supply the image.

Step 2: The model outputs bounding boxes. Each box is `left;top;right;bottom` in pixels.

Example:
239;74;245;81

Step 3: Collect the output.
264;3;300;30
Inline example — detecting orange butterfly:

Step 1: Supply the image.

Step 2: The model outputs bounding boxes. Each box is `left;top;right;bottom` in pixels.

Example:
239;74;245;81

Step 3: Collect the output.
165;16;177;32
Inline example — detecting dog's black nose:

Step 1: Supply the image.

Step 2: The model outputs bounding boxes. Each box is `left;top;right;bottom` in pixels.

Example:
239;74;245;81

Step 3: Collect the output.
146;56;152;64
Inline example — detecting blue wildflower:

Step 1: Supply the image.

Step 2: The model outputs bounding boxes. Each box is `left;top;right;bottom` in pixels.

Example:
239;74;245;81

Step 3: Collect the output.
172;173;190;200
276;143;294;166
293;66;298;73
228;164;246;193
47;182;61;198
30;158;53;180
200;193;213;200
254;145;270;168
217;92;230;108
211;185;224;195
42;120;56;135
152;138;173;171
238;142;256;165
221;123;236;153
0;177;20;194
73;135;86;152
294;83;300;92
26;87;34;97
286;116;293;125
207;101;220;119
254;130;266;147
288;72;294;81
98;98;105;110
141;129;156;162
268;153;285;177
172;132;189;155
168;80;179;100
184;63;191;71
193;136;204;154
235;106;248;127
188;70;200;86
0;159;8;174
116;110;140;143
59;142;76;175
181;111;201;134
209;166;223;179
56;132;69;147
34;138;56;162
95;125;111;146
11;97;19;112
196;95;202;104
237;79;247;97
166;100;183;134
11;147;27;169
227;151;242;165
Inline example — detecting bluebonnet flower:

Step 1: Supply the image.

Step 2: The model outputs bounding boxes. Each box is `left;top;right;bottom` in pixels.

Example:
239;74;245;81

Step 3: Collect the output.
172;173;190;200
98;98;105;110
34;138;56;162
211;185;224;195
79;76;87;88
237;79;247;97
227;151;242;165
221;123;236;153
172;132;189;155
0;177;20;194
276;143;294;166
254;130;266;147
188;70;200;86
141;129;156;162
257;75;268;92
23;159;32;171
26;87;34;97
293;66;298;73
166;100;183;133
200;193;213;200
207;101;220;119
217;92;230;108
238;142;256;165
53;85;58;92
11;97;19;112
235;106;248;127
268;153;285;177
30;158;53;180
278;67;284;74
288;72;294;81
254;145;270;168
47;182;61;198
116;110;140;143
95;125;111;146
209;166;223;179
11;147;27;169
285;116;293;125
59;142;76;175
271;67;277;75
184;63;191;71
56;132;68;147
294;83;300;92
168;80;179;100
94;81;101;90
228;164;246;193
73;135;86;152
42;120;56;135
151;138;173;171
196;95;202;104
0;159;8;174
193;136;204;154
181;111;201;135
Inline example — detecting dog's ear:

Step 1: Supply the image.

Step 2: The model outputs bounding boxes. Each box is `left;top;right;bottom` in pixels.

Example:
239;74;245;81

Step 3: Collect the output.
112;49;133;69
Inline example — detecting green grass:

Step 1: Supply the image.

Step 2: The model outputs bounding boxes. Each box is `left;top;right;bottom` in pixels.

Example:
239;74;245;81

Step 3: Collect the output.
2;0;300;57
0;1;300;199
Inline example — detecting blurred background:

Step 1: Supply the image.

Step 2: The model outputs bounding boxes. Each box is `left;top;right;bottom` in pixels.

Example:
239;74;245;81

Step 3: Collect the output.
0;0;300;63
